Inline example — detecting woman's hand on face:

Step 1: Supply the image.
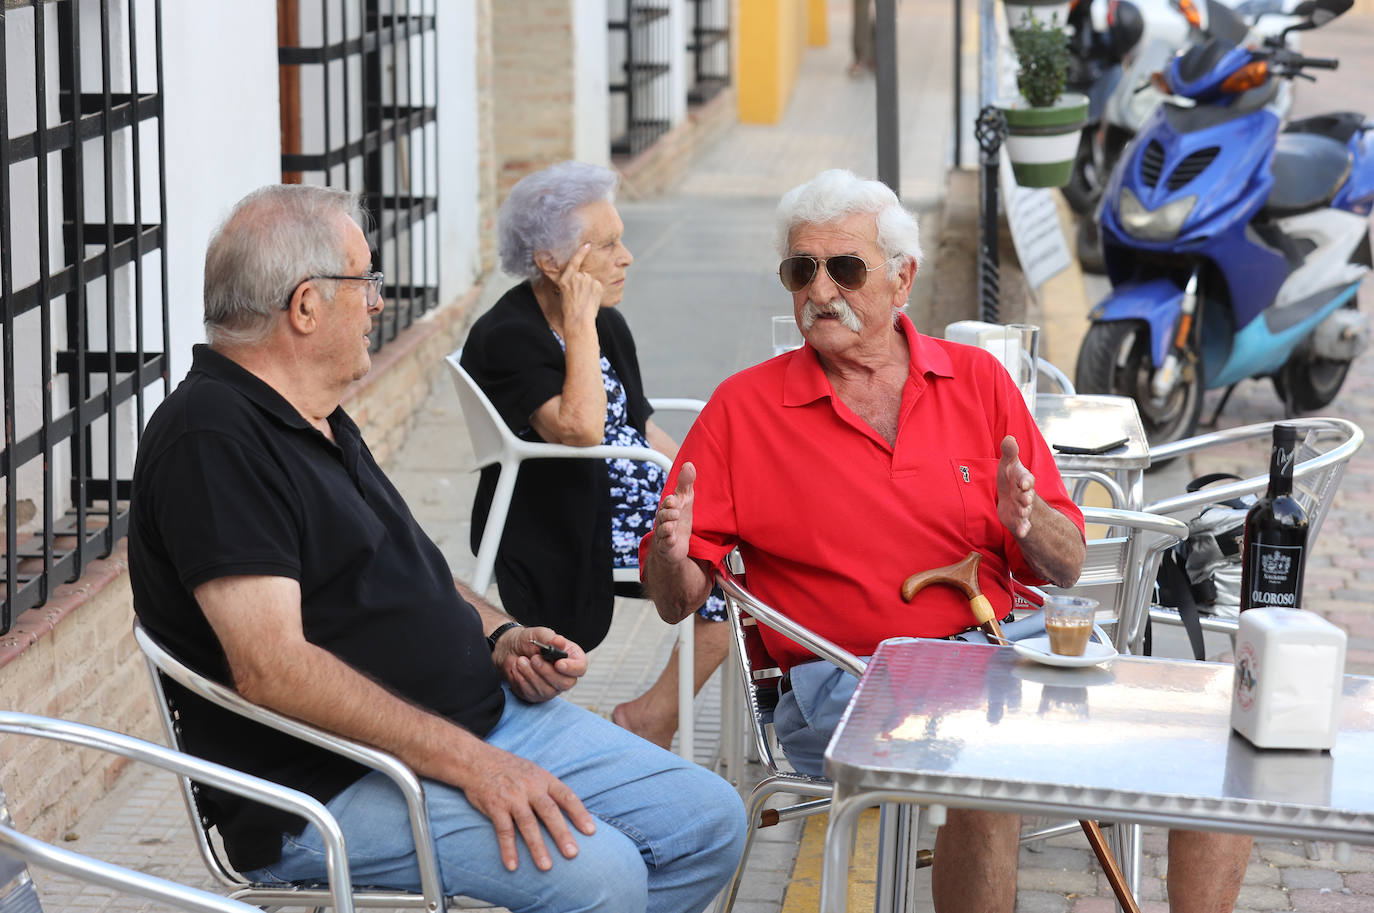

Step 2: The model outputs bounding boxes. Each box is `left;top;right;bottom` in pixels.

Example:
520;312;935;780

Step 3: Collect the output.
557;243;603;332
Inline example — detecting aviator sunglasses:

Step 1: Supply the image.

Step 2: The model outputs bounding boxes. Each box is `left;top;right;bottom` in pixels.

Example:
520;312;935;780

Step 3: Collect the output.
777;254;892;293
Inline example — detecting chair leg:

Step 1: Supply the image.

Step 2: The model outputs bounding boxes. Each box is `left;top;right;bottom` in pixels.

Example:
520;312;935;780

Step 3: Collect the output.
677;621;694;761
714;778;828;913
470;460;519;595
1106;821;1142;909
714;780;787;913
875;804;922;913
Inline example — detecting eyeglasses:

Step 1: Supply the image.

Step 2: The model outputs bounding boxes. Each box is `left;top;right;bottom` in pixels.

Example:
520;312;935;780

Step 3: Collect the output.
778;254;892;293
285;271;385;309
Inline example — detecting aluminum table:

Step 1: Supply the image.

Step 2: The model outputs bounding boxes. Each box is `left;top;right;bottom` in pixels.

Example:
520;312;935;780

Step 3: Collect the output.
821;638;1374;913
1036;393;1150;510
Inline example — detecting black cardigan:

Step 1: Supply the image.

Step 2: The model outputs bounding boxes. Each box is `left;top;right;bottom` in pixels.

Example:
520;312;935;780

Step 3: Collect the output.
459;282;653;649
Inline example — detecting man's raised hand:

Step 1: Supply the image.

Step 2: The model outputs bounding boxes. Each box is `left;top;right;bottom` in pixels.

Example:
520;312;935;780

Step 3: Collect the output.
652;461;696;564
997;435;1036;539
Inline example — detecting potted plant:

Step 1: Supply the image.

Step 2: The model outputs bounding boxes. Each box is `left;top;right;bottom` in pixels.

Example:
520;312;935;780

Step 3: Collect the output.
998;12;1089;188
1003;0;1070;34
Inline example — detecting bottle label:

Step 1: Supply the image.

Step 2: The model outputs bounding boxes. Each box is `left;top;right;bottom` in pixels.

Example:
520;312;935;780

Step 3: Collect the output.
1247;542;1303;607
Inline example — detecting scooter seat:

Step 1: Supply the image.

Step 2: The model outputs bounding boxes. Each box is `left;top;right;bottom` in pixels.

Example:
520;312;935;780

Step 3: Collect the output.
1262;132;1352;216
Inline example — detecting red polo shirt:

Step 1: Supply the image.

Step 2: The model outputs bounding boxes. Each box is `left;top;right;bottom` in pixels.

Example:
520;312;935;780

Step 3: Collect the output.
641;315;1084;672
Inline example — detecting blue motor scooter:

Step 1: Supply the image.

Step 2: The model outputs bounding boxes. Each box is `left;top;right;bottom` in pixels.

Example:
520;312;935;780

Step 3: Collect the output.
1074;0;1373;445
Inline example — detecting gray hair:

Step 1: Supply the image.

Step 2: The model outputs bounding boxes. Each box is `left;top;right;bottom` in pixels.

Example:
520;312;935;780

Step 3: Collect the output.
203;184;364;347
775;169;923;278
498;161;619;281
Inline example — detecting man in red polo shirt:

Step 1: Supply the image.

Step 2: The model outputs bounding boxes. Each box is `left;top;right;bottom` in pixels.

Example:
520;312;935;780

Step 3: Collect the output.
641;169;1254;913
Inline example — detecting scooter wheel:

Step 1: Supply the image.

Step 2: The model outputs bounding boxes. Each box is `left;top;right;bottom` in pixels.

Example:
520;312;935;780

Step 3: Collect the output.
1272;356;1352;412
1075;320;1203;448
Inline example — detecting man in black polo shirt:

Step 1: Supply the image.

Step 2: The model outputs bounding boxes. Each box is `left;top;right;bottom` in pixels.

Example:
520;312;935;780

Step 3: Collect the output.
129;184;744;913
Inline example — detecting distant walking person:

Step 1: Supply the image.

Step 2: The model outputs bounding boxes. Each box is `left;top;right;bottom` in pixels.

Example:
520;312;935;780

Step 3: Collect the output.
851;0;876;75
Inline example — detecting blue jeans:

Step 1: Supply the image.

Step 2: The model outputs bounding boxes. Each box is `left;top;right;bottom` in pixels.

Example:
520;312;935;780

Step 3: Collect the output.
247;686;745;913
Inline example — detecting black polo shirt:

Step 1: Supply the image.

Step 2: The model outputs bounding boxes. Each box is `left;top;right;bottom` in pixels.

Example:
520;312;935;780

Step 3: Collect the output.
129;344;503;872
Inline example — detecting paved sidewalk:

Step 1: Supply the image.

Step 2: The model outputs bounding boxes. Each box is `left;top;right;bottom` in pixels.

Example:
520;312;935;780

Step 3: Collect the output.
26;2;1374;912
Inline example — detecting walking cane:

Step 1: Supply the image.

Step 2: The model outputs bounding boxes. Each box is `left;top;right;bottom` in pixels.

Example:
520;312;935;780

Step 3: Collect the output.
900;551;1142;913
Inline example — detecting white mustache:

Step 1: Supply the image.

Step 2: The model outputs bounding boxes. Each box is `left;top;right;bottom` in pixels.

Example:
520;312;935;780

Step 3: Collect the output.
800;297;863;334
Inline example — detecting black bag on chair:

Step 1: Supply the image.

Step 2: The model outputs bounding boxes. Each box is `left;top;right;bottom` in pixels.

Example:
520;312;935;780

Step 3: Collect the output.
1153;473;1253;659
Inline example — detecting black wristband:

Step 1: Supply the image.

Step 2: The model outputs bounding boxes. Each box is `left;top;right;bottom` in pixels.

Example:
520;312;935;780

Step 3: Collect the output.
486;621;522;653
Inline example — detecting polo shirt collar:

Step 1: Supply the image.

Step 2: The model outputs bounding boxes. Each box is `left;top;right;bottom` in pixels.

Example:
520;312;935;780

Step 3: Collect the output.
188;344;350;437
781;312;954;406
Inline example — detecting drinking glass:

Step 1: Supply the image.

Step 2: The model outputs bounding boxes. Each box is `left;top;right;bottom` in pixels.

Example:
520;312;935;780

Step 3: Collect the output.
1043;594;1097;656
772;316;804;356
1004;323;1040;412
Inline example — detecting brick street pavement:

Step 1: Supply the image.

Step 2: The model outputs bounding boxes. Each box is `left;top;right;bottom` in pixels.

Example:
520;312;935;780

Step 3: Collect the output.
24;2;1374;912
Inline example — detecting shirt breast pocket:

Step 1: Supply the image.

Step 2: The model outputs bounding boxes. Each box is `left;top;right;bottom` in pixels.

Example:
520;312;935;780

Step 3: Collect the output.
951;458;1005;551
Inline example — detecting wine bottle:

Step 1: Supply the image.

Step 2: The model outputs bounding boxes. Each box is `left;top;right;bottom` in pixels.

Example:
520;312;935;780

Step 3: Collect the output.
1240;423;1309;611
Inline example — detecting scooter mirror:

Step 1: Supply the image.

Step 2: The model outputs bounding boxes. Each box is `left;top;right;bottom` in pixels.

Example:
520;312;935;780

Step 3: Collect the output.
1107;1;1144;59
1292;0;1352;25
1312;0;1353;21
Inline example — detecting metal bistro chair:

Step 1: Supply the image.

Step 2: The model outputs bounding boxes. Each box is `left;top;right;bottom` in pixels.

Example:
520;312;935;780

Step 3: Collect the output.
712;565;931;913
1141;416;1364;655
0;711;353;913
133;622;465;912
445;350;706;759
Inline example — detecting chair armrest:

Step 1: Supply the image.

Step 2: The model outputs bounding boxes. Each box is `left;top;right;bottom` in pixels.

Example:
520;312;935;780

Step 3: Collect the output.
714;569;867;678
1080;506;1189;540
507;439;674;472
0;712;351;913
647;398;707;417
133;624;442;909
1145;417;1363;517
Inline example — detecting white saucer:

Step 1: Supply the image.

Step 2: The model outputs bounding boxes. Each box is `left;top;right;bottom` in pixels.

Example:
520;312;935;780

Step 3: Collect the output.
1013;627;1117;668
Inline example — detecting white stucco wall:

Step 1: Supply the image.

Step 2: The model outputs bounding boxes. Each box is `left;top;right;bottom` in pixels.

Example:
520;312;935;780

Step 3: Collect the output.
436;0;482;300
573;0;612;166
160;0;282;388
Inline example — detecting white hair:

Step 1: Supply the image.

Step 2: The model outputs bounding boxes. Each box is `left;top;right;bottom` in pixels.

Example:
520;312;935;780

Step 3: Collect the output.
203;184;363;347
775;169;923;278
498;161;619;280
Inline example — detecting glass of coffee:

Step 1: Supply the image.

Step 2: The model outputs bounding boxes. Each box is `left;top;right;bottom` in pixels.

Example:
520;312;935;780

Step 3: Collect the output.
1043;595;1098;657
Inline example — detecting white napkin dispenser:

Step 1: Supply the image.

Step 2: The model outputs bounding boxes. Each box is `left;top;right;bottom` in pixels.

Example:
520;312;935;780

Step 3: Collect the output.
1231;608;1346;750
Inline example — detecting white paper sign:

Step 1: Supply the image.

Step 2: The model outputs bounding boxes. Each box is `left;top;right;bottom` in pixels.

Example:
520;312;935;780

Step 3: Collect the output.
999;152;1072;291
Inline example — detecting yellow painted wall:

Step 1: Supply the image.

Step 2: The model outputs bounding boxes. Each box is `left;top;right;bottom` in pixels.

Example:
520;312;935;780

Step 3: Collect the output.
808;0;828;45
737;0;812;123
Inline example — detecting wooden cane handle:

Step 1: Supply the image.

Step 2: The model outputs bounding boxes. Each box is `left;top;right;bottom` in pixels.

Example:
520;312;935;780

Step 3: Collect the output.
899;552;983;603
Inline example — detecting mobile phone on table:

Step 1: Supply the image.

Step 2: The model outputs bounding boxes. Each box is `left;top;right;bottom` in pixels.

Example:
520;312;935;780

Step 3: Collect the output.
1052;437;1129;455
530;638;568;662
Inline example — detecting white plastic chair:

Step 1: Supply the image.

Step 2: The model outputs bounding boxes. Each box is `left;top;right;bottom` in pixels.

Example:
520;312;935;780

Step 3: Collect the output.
134;623;467;912
445;350;706;759
0;711;353;913
1141;416;1364;653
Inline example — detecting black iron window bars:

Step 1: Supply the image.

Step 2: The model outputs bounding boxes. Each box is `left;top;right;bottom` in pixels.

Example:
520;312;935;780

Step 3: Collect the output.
687;0;729;106
278;0;440;350
609;1;673;158
1;0;170;634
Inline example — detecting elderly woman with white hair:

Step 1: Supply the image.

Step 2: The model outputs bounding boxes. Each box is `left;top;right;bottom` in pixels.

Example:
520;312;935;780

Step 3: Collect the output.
459;161;730;749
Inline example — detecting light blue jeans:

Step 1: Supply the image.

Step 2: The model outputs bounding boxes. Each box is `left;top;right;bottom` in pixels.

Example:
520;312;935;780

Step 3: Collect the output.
247;686;745;913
